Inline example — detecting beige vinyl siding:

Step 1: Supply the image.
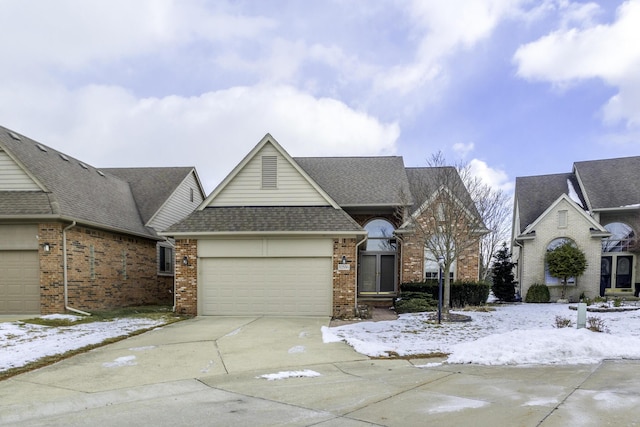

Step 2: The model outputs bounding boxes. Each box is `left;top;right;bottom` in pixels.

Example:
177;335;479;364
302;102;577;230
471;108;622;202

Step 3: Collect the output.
149;172;204;231
0;151;40;191
209;145;329;207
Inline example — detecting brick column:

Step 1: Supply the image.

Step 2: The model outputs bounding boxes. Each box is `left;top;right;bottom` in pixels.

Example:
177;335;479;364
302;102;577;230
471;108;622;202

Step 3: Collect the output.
332;238;357;318
401;233;424;283
39;223;65;314
174;239;198;315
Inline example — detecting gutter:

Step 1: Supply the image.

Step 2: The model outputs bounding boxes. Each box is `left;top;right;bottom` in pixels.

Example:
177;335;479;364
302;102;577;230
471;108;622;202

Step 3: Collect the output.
62;221;91;316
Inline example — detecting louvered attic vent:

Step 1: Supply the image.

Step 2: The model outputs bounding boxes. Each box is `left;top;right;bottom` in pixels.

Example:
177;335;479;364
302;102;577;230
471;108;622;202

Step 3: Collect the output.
262;155;277;189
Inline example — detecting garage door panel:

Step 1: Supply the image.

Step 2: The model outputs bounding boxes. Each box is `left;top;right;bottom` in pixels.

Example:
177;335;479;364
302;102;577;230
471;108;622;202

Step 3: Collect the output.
0;251;40;314
200;257;332;316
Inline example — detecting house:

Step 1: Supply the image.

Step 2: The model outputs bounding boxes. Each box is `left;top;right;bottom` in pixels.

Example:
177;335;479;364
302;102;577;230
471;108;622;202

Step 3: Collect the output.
0;126;205;315
163;134;484;318
512;155;640;301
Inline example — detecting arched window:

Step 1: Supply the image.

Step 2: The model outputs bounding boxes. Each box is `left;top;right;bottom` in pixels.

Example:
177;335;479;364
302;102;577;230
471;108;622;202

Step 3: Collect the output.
545;238;575;285
602;222;635;252
363;219;396;252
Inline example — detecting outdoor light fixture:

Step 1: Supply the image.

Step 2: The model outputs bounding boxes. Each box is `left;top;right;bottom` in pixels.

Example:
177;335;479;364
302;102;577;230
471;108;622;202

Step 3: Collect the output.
182;256;189;266
341;255;347;264
43;243;50;252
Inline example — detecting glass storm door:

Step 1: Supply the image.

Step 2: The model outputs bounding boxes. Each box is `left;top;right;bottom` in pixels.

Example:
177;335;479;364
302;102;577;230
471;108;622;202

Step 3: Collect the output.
616;256;633;288
358;253;396;294
600;256;612;296
600;255;634;295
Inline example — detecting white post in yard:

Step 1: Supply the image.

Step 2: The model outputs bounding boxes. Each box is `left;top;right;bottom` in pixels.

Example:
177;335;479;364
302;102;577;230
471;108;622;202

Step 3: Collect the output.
577;303;587;329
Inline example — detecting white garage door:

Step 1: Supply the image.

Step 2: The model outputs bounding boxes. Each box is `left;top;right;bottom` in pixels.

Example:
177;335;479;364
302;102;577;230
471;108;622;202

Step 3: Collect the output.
0;250;40;314
200;257;332;316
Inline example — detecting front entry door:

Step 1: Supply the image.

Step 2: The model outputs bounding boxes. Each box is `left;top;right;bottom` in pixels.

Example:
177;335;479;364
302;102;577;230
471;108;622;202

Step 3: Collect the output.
600;255;634;295
358;252;396;294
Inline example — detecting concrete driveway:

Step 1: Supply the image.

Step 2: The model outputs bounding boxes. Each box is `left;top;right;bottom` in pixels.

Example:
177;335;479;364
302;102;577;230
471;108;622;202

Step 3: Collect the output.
1;316;640;426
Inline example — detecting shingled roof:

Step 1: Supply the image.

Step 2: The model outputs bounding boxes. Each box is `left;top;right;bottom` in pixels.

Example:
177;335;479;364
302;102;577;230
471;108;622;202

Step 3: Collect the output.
405;166;483;219
294;156;413;207
165;206;365;234
103;167;196;225
0;126;155;238
514;173;585;234
574;156;640;210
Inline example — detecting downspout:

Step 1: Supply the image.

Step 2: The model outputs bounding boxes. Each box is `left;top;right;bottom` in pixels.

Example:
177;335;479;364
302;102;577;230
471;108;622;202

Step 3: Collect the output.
354;237;368;313
166;239;177;313
63;221;91;316
514;239;524;300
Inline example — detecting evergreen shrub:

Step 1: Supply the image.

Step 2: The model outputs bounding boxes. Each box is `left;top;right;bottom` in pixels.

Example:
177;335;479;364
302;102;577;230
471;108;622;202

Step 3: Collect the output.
525;283;550;303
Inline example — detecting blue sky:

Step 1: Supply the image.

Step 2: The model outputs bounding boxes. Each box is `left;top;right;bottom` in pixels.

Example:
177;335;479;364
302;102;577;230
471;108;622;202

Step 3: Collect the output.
1;0;638;193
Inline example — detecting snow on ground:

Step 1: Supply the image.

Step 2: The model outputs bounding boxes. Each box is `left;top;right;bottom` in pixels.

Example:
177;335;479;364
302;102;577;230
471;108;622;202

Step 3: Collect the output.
258;370;322;381
0;317;165;372
323;303;640;365
3;304;640;373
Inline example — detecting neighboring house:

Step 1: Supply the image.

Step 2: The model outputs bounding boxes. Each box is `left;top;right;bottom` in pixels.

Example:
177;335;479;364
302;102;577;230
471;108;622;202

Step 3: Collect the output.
163;134;484;318
512;156;640;301
0;126;205;315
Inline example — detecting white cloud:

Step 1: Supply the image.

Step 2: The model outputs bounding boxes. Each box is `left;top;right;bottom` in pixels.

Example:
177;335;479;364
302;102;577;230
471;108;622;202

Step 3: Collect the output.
0;0;276;72
452;142;475;158
375;0;526;94
469;159;513;192
514;0;640;127
0;83;399;192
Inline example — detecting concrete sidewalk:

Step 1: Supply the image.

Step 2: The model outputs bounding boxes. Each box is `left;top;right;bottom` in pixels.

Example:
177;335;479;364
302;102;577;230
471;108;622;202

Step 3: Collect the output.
1;316;640;426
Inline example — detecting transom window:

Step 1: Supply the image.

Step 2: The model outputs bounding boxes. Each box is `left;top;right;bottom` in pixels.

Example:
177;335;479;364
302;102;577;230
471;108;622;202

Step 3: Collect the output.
602;222;635;252
363;219;396;252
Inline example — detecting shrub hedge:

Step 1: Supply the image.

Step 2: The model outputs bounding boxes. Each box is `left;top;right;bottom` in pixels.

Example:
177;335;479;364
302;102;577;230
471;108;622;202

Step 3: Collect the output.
399;281;491;308
394;296;436;314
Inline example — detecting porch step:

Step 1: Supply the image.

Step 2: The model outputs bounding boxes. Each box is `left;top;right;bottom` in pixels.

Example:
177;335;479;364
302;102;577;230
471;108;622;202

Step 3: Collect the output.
358;296;396;309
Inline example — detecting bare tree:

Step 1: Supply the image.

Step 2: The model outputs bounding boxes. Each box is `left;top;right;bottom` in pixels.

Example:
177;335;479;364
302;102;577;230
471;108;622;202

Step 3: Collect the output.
476;183;511;282
399;152;493;309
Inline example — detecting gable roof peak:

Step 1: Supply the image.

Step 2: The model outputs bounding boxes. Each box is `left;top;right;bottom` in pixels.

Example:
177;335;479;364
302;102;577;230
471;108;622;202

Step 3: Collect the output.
199;134;340;209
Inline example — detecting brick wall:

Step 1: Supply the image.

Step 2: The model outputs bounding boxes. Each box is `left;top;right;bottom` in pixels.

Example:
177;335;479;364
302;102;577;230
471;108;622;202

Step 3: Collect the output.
456;240;480;280
39;222;173;314
400;232;425;282
39;223;65;313
332;238;357;318
400;209;482;284
174;239;198;316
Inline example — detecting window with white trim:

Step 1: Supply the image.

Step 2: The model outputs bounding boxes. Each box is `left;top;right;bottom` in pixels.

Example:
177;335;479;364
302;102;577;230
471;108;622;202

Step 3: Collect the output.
158;244;174;275
558;210;568;228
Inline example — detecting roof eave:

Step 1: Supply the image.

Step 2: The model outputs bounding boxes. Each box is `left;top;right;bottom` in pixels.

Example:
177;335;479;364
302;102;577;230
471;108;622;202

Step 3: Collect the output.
592;206;640;212
160;230;367;238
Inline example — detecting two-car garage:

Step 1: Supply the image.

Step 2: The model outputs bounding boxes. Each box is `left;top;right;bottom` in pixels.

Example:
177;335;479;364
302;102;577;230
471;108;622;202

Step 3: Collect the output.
198;238;334;316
